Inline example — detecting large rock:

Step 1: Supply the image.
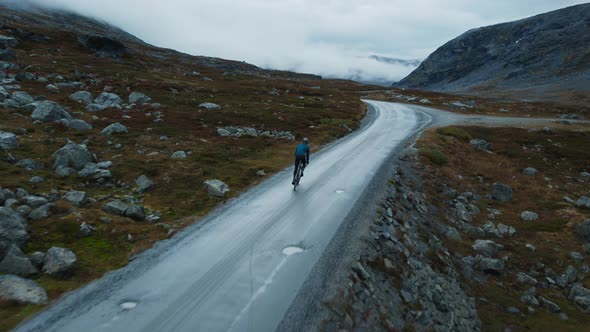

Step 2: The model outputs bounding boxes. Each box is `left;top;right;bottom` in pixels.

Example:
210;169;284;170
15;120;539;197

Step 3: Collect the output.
0;48;16;61
521;211;539;221
0;244;38;276
0;207;28;248
575;219;590;243
125;206;145;221
203;179;230;197
0;35;17;49
101;122;128;136
477;257;505;274
28;204;53;220
135;175;155;192
0;86;8;101
23;196;49;208
31;101;72;122
52;141;95;170
0;275;48;304
576;196;590;209
63;191;88;206
0;131;17;150
472;240;503;257
68;119;93;131
69;91;93;104
42;247;77;277
129;92;151;105
78;163;112;180
94;92;122;108
15;159;44;171
491;183;513;202
10;91;34;106
199;102;221;110
102;200;129;216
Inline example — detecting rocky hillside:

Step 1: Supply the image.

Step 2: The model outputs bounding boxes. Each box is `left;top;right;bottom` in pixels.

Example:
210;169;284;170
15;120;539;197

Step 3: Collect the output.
395;4;590;104
0;3;369;329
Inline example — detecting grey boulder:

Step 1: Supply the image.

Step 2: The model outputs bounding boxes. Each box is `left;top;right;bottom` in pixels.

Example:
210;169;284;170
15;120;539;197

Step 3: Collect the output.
575;196;590;209
63;191;88;206
28;204;53;220
31;101;72;123
10;91;34;106
129;92;151;105
575;220;590;242
522;167;538;175
0;275;48;304
491;183;513;202
199;102;221;110
135;175;155;193
0;131;17;150
102;200;129;216
52;141;95;170
42;247;77;277
203;179;230;197
0;244;38;276
15;159;44;171
520;211;539;221
69;91;93;105
171;151;187;159
68;119;93;131
0;207;28;248
472;239;503;257
101;122;128;136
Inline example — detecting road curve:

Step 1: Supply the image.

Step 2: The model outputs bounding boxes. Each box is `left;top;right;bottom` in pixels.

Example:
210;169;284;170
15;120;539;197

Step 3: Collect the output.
16;101;429;332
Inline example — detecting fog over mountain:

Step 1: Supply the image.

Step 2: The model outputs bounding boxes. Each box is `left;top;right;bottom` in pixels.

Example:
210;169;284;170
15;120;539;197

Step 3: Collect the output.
9;0;589;83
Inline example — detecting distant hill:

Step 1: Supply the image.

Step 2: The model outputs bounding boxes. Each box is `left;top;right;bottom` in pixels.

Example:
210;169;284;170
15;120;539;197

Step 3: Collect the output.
395;4;590;103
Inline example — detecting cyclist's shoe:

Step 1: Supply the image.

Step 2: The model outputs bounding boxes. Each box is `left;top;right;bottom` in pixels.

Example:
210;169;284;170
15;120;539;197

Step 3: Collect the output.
292;180;295;185
301;173;304;177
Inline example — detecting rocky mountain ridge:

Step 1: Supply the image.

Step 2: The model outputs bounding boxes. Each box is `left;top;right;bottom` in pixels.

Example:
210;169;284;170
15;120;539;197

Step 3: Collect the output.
395;4;590;104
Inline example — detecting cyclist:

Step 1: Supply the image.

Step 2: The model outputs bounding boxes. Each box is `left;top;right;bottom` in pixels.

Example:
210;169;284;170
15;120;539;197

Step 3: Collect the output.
292;137;310;185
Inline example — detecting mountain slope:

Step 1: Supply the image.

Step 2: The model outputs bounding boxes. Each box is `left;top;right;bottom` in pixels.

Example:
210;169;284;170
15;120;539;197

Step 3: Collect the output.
395;4;590;103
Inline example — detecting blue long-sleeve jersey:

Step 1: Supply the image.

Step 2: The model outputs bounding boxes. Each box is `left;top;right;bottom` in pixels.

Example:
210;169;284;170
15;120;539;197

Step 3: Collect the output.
295;143;309;159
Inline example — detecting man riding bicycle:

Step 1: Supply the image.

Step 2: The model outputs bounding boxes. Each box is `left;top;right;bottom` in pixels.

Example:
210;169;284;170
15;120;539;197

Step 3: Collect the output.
292;137;310;185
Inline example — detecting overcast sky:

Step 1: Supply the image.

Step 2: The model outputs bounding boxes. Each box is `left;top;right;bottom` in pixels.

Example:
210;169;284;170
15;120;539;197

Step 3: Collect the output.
29;0;589;83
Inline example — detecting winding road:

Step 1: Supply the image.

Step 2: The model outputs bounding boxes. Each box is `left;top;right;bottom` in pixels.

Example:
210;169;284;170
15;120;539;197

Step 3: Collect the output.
17;101;571;332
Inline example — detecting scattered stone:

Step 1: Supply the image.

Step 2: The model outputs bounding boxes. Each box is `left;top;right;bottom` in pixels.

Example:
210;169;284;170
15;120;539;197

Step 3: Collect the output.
16;159;44;171
520;211;539;221
0;131;17;150
79;222;94;237
29;252;45;269
101;122;128;136
42;247;77;277
68;119;93;131
477;257;505;274
570;252;584;262
135;175;155;193
522;167;538;175
199;102;221;110
526;243;537;251
129;92;151;105
445;227;462;240
46;84;59;92
0;244;38;276
0;275;48;304
125;206;145;221
87;92;122;111
203;179;230;197
69;91;93;104
540;296;561;313
28;204;52;220
470;138;491;151
63;191;88;206
29;176;45;184
52;141;95;170
171;151;187;159
10;91;34;106
491;183;513;202
576;220;590;242
0;35;17;49
516;272;538;285
31;101;72;123
256;170;266;177
102;200;129;216
23;196;49;208
0;207;28;248
472;239;503;257
575;196;590;209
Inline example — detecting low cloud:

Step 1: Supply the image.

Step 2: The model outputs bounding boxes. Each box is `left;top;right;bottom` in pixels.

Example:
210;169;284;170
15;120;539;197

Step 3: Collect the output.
26;0;589;83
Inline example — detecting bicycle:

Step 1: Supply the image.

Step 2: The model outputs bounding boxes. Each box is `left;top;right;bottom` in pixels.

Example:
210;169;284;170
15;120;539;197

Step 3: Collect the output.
293;160;305;191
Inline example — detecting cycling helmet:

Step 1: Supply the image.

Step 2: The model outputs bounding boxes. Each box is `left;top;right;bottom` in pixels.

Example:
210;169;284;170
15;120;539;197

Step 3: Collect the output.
303;137;309;143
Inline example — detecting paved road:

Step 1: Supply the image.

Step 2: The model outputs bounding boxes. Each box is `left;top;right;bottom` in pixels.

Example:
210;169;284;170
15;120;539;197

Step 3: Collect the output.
16;101;431;332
